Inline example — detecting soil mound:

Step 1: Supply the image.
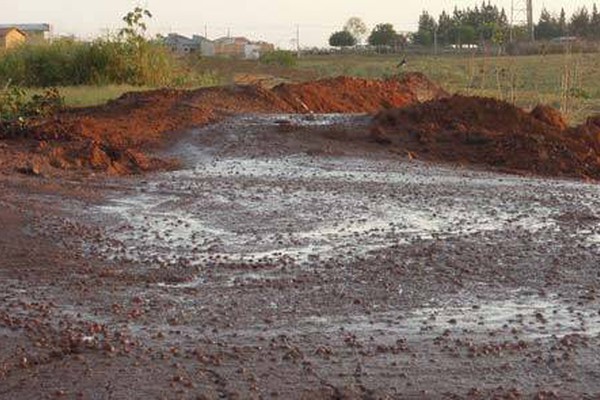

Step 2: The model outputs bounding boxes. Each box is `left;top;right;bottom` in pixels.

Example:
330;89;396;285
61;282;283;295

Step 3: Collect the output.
0;73;446;175
371;95;600;180
273;73;448;113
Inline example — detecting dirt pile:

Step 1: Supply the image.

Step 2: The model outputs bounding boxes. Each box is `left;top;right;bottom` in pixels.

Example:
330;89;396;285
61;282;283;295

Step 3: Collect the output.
273;73;448;113
371;95;600;179
0;73;446;176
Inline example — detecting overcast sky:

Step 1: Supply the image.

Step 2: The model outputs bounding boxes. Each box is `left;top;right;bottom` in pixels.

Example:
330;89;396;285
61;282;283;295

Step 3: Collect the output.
1;0;596;47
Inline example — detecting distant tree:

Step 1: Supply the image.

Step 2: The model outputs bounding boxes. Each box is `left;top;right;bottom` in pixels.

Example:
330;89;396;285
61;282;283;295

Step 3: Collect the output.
456;24;477;47
368;23;398;47
437;11;454;45
570;7;590;38
343;17;368;44
414;11;437;46
558;8;568;36
329;30;357;47
535;8;561;40
591;4;600;38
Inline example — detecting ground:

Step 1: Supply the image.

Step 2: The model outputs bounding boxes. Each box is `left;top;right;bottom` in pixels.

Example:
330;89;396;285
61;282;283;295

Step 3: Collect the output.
1;114;599;399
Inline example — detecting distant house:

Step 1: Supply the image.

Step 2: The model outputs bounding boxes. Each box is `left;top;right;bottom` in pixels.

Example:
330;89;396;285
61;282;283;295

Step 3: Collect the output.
0;28;26;50
0;24;51;43
163;33;215;56
163;33;273;59
214;37;274;59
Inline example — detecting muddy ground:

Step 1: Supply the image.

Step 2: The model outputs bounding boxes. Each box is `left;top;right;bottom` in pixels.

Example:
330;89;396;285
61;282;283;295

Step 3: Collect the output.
1;114;599;399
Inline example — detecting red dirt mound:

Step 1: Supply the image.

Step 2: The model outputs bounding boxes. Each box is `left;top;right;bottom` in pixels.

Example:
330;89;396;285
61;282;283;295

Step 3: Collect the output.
371;95;600;180
0;73;446;176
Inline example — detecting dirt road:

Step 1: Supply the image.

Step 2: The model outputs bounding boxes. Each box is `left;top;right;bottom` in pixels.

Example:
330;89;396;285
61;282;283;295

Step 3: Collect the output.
1;115;600;399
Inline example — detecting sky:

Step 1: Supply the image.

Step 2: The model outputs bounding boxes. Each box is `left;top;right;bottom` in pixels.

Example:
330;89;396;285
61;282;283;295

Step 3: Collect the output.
1;0;597;48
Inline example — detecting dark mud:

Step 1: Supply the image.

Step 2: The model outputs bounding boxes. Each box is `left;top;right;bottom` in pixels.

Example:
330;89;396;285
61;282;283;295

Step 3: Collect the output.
1;115;600;399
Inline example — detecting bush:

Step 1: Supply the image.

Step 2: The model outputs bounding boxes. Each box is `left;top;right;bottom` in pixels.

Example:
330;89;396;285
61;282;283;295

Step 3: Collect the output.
1;84;64;136
259;50;297;67
0;38;181;87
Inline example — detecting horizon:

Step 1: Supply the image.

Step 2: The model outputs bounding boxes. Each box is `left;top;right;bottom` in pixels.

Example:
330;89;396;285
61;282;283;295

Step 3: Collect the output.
2;0;598;48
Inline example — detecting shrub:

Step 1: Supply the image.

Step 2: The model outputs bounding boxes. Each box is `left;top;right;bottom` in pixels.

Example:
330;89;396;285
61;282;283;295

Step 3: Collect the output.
259;50;297;67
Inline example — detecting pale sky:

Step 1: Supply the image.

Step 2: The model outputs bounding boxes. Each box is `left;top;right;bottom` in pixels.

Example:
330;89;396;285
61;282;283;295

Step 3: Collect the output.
1;0;596;48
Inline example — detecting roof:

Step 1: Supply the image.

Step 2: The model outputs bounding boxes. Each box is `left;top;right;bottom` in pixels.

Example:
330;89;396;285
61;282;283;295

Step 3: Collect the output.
0;23;50;32
0;28;27;38
214;36;250;44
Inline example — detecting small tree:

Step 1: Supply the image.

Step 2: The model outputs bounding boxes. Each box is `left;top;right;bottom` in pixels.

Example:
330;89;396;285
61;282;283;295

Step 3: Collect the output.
368;23;398;47
119;7;152;45
343;17;368;44
329;30;357;47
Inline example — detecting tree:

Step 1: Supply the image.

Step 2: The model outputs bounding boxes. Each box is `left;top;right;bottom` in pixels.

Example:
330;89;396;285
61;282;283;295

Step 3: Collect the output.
558;8;568;36
535;8;561;40
414;11;437;46
329;30;357;47
368;23;398;47
343;17;368;45
119;6;152;45
591;4;600;39
570;7;590;38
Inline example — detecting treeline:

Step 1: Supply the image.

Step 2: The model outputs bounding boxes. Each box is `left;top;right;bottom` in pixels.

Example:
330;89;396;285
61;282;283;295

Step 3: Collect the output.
415;2;600;47
536;6;600;40
414;2;509;46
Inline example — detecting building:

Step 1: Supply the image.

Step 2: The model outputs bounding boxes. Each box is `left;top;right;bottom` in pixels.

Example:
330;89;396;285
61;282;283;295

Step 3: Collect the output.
163;33;273;59
214;37;274;59
0;24;51;43
0;28;26;50
163;33;215;57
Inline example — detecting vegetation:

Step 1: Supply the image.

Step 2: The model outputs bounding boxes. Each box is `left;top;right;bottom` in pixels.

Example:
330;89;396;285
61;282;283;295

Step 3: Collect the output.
259;50;298;67
0;7;180;87
329;31;357;48
343;18;368;45
368;24;404;48
0;84;64;136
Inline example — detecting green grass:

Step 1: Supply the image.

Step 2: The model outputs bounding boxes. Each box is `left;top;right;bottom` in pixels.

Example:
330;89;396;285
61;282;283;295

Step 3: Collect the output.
24;85;151;108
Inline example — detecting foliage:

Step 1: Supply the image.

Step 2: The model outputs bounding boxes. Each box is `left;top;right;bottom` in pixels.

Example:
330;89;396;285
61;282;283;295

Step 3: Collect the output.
343;17;368;44
368;24;398;47
329;31;357;47
414;11;437;46
259;50;297;67
1;83;64;135
0;7;181;87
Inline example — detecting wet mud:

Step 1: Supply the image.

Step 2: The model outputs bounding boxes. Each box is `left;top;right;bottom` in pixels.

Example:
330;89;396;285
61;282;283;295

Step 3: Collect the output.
1;114;600;398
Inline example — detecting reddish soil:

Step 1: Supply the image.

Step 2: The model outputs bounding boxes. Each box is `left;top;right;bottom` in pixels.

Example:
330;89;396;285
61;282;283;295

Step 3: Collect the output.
0;73;445;176
371;95;600;180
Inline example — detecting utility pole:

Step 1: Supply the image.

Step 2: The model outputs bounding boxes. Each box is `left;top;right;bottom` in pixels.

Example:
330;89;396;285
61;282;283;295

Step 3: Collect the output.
204;23;208;39
511;0;534;42
527;0;534;42
296;25;301;58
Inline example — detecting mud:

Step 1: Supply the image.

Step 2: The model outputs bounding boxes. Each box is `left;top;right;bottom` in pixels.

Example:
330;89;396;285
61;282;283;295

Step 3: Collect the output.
1;114;600;399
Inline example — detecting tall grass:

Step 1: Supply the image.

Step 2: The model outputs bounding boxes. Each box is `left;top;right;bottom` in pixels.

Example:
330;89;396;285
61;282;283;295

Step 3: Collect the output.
0;38;180;87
